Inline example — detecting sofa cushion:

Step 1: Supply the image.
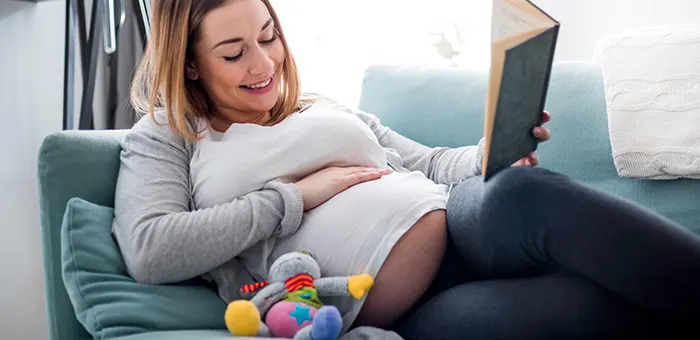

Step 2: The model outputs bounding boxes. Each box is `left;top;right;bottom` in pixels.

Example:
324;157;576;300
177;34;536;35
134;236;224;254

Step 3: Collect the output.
61;198;227;340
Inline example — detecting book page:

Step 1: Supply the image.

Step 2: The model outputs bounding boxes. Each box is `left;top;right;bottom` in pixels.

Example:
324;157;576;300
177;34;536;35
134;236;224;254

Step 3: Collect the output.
492;0;554;41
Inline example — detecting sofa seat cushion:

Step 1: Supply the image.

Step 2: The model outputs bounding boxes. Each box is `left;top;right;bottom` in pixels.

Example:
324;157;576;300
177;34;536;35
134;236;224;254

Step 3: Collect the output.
111;330;257;340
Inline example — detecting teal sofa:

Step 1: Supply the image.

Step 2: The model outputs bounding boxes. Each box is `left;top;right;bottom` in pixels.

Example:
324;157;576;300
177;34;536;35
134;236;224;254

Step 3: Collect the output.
37;61;700;340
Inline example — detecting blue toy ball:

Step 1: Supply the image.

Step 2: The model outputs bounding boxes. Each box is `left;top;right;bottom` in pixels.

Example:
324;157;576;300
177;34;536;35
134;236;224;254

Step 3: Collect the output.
311;305;343;340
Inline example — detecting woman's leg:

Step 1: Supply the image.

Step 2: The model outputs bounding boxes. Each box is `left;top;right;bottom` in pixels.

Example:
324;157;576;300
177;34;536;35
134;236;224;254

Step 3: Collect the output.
446;167;700;322
354;210;447;328
392;271;682;340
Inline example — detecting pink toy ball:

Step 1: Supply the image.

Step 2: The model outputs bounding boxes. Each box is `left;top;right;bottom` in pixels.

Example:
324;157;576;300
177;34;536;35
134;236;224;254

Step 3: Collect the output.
266;301;319;338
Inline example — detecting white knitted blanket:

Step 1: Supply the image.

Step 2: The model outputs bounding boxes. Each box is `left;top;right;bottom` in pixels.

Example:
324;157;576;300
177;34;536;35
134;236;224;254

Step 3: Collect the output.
596;25;700;179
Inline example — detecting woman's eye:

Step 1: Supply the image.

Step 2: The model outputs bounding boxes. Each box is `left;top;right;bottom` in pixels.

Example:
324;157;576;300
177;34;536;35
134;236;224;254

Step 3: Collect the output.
260;34;278;45
222;34;276;62
224;51;243;62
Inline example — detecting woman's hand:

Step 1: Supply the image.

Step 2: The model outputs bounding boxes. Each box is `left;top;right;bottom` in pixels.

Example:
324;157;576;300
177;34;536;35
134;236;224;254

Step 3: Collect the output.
512;111;552;167
294;167;392;211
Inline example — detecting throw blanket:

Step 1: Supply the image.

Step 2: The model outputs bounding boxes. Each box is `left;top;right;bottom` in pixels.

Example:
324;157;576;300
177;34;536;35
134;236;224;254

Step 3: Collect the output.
596;24;700;179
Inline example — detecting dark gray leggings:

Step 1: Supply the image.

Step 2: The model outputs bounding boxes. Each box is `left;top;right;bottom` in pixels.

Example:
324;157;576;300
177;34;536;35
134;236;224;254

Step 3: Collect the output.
392;167;700;340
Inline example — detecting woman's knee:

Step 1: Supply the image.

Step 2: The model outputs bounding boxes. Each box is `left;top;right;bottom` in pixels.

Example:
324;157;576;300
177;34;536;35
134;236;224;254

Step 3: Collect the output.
446;168;553;224
459;168;563;233
446;167;568;239
484;167;565;205
481;167;580;235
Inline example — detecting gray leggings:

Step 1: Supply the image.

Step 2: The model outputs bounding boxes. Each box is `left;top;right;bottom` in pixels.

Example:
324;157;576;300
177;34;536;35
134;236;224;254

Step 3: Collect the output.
392;167;700;340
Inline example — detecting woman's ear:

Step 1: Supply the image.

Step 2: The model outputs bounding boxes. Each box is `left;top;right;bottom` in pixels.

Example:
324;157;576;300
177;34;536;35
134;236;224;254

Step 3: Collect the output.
185;61;199;80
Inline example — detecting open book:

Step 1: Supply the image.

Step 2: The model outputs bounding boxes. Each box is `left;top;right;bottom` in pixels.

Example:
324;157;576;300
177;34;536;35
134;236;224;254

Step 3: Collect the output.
482;0;560;180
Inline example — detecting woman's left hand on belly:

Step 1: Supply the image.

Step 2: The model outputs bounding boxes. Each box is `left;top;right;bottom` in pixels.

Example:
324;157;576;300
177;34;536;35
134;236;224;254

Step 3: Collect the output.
294;166;393;210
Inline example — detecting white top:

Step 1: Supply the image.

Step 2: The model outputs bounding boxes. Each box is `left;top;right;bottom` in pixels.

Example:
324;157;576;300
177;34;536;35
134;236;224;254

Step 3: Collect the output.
190;100;449;327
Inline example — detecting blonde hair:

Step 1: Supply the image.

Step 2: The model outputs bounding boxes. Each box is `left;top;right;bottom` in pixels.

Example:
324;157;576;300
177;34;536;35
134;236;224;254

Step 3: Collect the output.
130;0;309;140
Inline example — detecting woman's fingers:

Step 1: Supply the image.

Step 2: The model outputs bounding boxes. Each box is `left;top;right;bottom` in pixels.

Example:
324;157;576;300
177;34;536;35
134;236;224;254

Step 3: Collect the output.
528;152;539;166
347;170;384;186
541;110;551;124
345;167;392;175
535;111;552;142
533;127;552;141
347;167;388;175
512;153;539;167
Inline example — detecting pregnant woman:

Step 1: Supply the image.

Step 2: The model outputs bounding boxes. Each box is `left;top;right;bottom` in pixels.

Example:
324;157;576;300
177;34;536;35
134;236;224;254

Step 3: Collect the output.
113;0;700;339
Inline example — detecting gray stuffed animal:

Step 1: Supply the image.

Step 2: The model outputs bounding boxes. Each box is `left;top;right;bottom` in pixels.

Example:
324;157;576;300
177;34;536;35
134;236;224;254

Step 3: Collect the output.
225;251;374;339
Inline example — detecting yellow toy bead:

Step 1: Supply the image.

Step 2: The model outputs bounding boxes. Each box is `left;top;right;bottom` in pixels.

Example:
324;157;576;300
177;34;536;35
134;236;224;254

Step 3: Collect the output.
225;300;261;336
348;274;374;300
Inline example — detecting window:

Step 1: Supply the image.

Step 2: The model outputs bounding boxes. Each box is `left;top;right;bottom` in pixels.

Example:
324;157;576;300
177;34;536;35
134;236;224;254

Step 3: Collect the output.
271;0;492;106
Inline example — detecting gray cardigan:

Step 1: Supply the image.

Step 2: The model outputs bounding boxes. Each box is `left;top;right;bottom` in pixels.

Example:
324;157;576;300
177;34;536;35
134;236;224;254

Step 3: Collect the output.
112;101;484;302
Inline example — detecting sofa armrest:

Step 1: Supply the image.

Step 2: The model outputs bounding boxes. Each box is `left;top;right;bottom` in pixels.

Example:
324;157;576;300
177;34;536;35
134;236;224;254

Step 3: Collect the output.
38;130;128;340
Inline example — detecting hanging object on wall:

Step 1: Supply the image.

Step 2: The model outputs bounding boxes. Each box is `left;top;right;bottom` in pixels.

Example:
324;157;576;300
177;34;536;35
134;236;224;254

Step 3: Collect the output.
62;0;151;130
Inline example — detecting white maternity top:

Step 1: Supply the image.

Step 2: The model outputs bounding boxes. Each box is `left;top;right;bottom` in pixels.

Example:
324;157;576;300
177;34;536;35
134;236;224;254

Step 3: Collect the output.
190;100;449;327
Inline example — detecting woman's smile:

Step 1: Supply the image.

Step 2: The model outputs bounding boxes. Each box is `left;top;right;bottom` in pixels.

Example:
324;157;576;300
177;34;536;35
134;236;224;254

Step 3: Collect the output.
240;76;274;94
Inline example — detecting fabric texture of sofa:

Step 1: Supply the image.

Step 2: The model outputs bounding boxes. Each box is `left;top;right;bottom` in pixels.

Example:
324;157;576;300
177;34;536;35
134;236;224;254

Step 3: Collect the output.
37;61;700;340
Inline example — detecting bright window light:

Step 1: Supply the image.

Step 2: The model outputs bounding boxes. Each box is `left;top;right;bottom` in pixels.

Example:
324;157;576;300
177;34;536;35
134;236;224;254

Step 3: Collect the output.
271;0;492;106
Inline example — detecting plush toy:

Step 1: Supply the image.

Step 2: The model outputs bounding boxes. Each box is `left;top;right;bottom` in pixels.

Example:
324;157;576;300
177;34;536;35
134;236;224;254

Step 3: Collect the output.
225;251;374;339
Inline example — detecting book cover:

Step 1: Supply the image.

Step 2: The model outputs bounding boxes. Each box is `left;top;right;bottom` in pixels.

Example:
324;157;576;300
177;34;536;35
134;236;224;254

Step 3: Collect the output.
482;0;560;180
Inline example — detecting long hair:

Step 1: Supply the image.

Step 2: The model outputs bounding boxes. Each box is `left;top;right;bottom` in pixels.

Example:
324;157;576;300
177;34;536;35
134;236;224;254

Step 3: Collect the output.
130;0;306;140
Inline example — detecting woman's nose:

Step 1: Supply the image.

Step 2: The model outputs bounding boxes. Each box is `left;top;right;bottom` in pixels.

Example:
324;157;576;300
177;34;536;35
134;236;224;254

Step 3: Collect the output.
248;46;275;76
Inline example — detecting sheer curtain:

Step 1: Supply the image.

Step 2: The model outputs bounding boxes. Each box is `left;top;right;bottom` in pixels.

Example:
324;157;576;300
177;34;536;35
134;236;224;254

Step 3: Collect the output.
271;0;492;106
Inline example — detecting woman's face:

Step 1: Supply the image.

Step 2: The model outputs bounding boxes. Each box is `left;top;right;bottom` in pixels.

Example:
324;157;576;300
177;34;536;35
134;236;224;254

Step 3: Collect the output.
189;0;285;119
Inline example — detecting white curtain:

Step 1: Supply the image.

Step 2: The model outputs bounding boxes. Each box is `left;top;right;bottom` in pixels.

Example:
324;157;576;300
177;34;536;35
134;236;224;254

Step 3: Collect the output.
271;0;492;106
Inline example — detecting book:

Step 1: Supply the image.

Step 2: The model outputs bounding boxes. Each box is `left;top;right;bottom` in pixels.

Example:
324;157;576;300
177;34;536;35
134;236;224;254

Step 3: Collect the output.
482;0;560;180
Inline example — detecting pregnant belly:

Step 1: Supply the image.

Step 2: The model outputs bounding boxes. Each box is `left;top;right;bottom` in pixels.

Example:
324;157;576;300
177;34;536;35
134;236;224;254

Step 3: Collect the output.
269;172;449;325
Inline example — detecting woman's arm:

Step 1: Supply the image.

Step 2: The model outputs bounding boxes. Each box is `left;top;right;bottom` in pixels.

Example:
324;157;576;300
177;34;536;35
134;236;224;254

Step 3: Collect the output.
349;106;485;185
112;116;304;285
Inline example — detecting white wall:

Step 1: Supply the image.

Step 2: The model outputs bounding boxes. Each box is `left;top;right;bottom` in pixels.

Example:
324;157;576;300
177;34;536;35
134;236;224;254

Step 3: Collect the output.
535;0;700;61
0;1;65;339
